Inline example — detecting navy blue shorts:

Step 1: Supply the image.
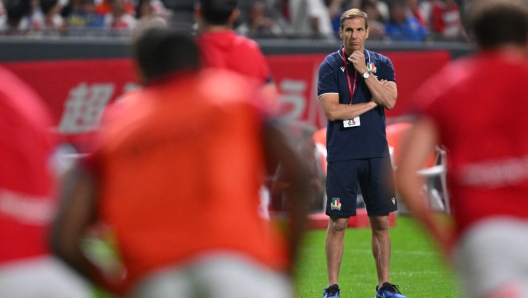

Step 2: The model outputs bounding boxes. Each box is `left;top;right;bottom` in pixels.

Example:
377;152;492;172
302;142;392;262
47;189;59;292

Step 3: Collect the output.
326;157;397;217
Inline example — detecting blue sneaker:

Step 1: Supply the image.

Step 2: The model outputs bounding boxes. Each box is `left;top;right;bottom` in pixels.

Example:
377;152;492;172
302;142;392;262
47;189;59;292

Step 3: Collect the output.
323;284;340;298
375;282;407;298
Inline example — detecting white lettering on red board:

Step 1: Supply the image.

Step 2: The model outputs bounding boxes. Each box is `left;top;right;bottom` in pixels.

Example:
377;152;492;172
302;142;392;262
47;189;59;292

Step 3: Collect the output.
59;82;114;134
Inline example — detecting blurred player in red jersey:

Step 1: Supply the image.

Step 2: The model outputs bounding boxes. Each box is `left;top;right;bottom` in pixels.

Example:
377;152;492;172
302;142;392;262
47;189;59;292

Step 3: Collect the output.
0;66;90;297
194;0;277;109
194;0;282;219
51;27;313;298
396;1;528;297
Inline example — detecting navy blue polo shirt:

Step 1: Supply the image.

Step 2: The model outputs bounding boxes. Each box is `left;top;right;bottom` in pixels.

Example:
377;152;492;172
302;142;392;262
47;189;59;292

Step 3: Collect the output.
317;46;395;162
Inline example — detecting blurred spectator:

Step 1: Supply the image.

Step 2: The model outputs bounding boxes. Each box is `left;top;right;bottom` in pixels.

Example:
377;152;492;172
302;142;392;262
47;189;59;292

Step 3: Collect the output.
27;0;45;29
430;0;465;40
0;0;5;23
405;0;429;28
51;27;312;298
94;0;132;15
0;65;90;297
371;0;389;22
135;0;170;22
326;0;349;37
40;0;65;29
289;0;335;39
195;0;276;99
361;0;384;38
0;0;31;32
103;0;136;30
67;0;104;29
237;0;284;37
385;0;429;42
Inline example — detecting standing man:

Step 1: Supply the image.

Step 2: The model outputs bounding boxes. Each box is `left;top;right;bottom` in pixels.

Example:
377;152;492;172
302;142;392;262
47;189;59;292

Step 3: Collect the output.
317;8;406;298
51;27;312;298
396;1;528;298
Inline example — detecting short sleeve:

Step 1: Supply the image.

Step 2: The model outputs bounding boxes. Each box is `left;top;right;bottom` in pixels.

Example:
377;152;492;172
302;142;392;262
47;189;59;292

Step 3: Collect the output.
376;56;396;83
317;59;338;97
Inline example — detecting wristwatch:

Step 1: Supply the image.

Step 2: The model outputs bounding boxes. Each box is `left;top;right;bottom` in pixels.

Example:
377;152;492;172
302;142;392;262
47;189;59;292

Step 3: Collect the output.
362;71;370;79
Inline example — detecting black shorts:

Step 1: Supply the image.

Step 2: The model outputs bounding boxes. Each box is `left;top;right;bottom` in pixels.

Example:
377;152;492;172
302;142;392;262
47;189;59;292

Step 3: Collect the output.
326;157;397;217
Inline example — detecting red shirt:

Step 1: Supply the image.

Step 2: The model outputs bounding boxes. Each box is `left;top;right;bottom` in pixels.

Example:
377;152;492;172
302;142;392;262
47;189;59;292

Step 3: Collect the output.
431;0;461;37
410;51;528;239
0;66;56;264
196;30;273;84
92;69;288;290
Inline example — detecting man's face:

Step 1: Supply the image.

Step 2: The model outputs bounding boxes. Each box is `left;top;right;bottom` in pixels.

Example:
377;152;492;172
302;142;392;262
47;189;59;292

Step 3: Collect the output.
340;17;369;54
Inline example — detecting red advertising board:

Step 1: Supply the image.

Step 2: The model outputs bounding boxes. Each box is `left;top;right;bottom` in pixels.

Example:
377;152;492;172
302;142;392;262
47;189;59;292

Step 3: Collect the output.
1;50;450;149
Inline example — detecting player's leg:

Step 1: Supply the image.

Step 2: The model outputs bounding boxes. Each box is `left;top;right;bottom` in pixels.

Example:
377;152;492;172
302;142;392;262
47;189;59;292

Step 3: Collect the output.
360;157;403;297
0;256;91;298
368;215;391;286
455;218;528;298
129;263;193;298
326;216;350;286
191;253;292;298
324;160;360;295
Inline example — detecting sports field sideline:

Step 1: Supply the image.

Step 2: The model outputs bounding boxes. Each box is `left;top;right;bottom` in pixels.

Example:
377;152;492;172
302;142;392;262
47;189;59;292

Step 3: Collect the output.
294;215;461;298
92;214;461;298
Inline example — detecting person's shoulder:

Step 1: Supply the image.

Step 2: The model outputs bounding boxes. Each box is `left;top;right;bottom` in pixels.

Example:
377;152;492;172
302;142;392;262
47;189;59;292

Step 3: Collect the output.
0;66;52;127
367;50;392;65
232;34;266;56
198;68;273;116
320;50;341;67
199;69;260;102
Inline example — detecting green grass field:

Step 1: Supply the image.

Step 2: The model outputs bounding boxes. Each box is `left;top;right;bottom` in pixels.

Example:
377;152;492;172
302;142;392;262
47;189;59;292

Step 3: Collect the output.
294;215;462;298
93;215;462;298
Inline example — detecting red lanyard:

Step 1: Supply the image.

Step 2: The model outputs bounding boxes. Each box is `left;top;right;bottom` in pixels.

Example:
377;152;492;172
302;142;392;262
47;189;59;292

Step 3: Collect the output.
342;48;357;104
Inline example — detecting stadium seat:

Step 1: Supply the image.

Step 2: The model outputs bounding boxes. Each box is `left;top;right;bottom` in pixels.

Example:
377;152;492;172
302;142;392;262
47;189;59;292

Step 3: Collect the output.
386;122;450;214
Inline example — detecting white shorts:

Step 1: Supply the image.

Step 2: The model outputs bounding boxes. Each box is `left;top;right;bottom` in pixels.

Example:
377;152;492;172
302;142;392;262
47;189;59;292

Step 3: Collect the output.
454;218;528;298
0;255;91;298
130;253;292;298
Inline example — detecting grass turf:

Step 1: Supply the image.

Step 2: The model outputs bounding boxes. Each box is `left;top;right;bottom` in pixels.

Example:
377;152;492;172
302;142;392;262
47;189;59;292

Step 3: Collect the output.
92;215;462;298
294;215;462;298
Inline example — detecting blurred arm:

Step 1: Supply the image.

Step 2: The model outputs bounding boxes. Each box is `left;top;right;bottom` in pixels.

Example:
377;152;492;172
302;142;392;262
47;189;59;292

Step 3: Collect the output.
263;121;313;273
395;117;454;257
50;166;125;296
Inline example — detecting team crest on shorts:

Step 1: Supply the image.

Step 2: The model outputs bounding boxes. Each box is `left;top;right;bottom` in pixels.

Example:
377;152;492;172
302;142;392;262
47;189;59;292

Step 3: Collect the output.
331;197;342;210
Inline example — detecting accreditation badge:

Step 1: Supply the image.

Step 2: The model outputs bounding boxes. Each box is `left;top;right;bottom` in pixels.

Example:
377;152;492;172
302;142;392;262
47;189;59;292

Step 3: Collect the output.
343;116;360;128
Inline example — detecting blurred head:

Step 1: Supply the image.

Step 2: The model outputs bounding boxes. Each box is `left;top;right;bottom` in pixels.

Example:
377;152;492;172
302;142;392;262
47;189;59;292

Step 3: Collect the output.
78;0;94;13
389;0;406;25
466;0;528;50
40;0;60;16
248;1;265;23
110;0;125;16
5;0;31;23
135;0;152;19
133;28;200;84
340;9;369;53
361;0;380;22
195;0;238;26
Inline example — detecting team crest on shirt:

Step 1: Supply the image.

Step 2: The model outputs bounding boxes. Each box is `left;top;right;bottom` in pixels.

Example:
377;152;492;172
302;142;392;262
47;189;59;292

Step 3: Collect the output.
367;62;377;73
331;197;342;210
340;66;345;72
